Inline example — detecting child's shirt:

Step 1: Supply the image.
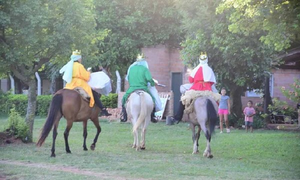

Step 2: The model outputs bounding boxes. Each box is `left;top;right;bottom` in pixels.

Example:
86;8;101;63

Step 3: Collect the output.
219;95;229;109
243;107;256;122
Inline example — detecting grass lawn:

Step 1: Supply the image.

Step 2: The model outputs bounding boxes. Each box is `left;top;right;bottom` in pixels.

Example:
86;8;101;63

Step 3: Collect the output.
0;116;299;180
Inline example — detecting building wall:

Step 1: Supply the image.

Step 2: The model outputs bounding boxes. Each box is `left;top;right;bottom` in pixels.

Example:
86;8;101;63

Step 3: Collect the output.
0;79;9;92
42;79;51;95
271;68;300;107
141;45;187;92
241;68;300;109
120;45;187;118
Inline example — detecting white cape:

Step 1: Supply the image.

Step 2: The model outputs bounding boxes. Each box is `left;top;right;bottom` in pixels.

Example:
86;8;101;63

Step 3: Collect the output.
88;72;112;96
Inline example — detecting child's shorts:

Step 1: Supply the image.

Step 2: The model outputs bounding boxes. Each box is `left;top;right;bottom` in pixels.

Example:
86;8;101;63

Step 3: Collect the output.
245;121;253;127
218;108;228;115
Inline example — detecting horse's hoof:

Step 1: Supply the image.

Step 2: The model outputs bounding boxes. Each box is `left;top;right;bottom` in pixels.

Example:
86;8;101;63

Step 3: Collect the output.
208;154;213;159
50;154;56;158
192;151;199;154
90;144;95;151
66;150;72;154
140;146;146;150
132;145;136;149
83;148;88;151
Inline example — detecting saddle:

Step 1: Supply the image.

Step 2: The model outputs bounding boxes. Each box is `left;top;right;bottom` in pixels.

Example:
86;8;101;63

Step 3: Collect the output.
126;90;150;104
74;87;90;102
181;90;221;114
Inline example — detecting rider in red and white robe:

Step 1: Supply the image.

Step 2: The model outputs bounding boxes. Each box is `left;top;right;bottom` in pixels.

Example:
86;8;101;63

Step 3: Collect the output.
171;52;217;123
189;58;216;91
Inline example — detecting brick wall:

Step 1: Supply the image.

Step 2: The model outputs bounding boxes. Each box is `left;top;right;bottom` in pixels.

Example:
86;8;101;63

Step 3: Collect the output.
120;45;187;118
272;69;300;107
241;68;300;109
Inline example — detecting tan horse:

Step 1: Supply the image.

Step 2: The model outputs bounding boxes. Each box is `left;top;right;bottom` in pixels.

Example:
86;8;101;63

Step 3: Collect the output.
36;89;101;157
126;91;154;151
186;97;218;158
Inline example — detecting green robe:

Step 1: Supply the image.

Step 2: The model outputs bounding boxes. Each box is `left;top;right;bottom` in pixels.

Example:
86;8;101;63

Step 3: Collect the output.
122;65;155;106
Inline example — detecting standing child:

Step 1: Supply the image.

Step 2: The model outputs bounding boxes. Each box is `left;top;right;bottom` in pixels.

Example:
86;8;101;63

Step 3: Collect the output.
218;88;231;133
243;100;256;133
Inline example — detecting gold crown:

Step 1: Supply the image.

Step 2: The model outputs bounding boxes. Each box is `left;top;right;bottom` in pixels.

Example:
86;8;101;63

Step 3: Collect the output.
199;51;207;60
72;50;81;55
136;53;145;61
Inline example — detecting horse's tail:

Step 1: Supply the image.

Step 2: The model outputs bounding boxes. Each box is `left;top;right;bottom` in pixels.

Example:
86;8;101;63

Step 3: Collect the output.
36;94;63;147
132;92;147;132
207;99;218;135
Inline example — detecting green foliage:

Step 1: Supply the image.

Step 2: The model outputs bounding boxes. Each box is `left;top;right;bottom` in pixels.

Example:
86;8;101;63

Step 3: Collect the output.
176;0;274;90
281;79;300;103
253;115;266;129
6;106;29;142
94;0;183;78
0;94;52;116
217;0;300;51
37;96;53;117
0;94;118;116
267;98;296;117
100;93;118;108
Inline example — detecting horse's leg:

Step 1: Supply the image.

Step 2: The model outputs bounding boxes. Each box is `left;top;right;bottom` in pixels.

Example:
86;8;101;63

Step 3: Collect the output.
90;117;101;151
199;121;213;158
131;116;138;149
51;120;60;157
132;119;140;151
196;125;201;154
64;121;73;154
133;127;140;151
140;122;146;150
83;120;88;151
191;124;198;154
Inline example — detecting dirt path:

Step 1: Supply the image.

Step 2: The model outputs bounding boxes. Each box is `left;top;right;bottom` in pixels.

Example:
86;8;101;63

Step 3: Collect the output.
0;160;146;180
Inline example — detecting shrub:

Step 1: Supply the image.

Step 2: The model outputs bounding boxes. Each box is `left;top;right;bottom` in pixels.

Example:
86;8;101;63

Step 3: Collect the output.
253;115;266;129
37;95;52;116
281;79;300;103
267;98;296;117
100;93;118;108
6;106;29;142
0;93;118;116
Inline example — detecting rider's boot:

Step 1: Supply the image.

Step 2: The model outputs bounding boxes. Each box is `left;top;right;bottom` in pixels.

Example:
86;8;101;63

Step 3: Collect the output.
100;108;111;116
151;108;158;123
92;90;111;117
120;105;128;122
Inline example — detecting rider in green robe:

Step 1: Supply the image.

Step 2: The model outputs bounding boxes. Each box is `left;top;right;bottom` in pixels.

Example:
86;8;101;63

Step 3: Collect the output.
120;54;156;122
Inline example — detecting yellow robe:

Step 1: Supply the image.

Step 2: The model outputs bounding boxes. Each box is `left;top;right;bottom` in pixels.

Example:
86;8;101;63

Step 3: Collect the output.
64;62;94;107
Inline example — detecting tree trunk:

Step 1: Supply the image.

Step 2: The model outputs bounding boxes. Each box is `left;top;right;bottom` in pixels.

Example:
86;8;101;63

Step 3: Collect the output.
263;76;272;123
25;79;37;142
229;86;243;126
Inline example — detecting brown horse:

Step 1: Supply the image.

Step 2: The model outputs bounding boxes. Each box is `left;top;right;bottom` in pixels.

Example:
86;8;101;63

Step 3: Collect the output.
36;89;101;157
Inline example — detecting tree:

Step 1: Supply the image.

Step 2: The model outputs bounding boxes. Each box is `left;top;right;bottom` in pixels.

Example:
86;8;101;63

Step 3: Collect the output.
175;0;275;121
94;0;183;88
217;0;300;51
0;0;106;142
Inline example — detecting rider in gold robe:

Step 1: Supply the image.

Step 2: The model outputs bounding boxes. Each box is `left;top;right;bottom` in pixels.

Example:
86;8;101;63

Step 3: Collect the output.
59;50;111;116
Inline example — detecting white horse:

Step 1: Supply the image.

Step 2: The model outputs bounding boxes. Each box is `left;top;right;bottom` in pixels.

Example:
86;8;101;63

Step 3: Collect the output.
126;90;154;151
185;97;218;158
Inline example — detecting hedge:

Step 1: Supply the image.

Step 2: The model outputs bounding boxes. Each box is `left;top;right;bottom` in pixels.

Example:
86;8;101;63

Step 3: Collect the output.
0;92;118;116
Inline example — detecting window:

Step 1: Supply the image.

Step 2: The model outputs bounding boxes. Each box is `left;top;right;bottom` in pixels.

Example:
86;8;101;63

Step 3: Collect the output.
246;74;273;97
